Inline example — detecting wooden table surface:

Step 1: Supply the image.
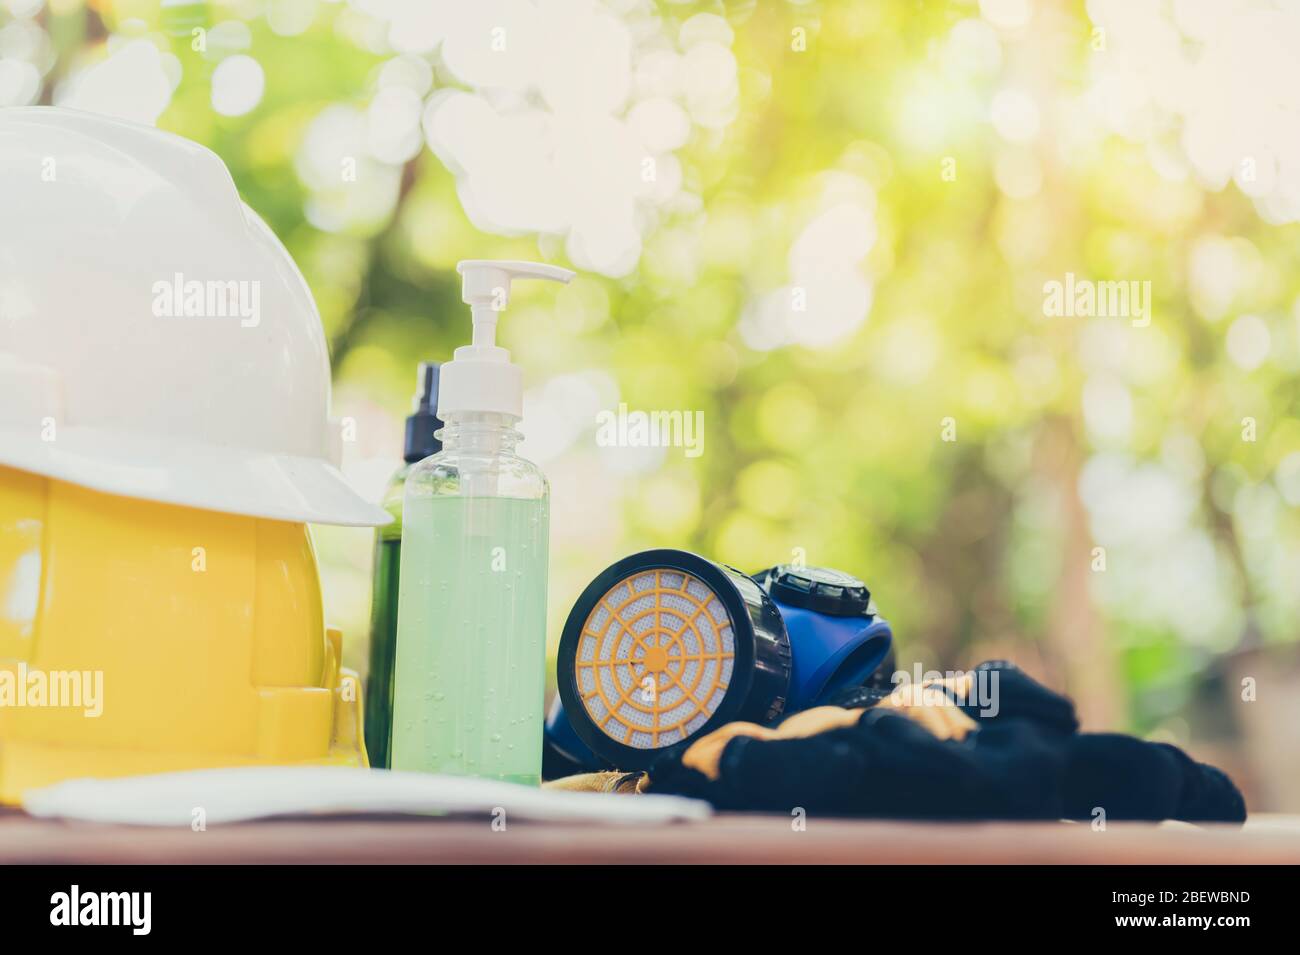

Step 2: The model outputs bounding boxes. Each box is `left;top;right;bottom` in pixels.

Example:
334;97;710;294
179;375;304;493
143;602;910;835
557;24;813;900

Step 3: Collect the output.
4;809;1300;864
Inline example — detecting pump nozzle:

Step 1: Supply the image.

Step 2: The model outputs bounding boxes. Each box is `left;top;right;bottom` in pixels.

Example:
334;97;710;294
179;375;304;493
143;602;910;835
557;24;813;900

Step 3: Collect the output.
439;259;576;419
458;259;574;310
456;260;574;353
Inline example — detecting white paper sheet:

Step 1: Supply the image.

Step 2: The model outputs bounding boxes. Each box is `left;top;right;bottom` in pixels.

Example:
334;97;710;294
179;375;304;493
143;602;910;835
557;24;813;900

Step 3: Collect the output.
22;766;711;826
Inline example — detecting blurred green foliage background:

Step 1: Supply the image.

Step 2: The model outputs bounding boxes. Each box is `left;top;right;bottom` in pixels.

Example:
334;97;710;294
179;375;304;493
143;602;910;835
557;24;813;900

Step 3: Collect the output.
4;0;1298;806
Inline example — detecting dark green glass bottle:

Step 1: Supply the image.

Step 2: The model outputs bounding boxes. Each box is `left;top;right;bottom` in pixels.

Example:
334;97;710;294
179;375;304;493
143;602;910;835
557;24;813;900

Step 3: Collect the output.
365;363;441;768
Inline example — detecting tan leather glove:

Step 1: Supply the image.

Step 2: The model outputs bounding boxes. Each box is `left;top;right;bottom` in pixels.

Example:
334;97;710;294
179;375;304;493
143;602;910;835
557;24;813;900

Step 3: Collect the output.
682;679;980;781
682;706;866;781
874;673;978;743
543;770;650;794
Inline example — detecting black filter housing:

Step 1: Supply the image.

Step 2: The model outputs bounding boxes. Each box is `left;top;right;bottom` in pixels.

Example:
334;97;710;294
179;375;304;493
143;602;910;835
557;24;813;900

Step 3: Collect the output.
556;549;792;771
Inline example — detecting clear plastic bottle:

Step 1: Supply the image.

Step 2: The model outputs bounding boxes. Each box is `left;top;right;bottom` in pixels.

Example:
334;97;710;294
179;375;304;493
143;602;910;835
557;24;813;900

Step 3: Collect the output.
391;412;548;784
390;260;572;786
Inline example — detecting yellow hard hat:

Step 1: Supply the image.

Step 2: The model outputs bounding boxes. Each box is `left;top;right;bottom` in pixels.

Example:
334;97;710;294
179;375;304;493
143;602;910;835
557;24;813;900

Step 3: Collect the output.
0;109;380;802
0;465;367;803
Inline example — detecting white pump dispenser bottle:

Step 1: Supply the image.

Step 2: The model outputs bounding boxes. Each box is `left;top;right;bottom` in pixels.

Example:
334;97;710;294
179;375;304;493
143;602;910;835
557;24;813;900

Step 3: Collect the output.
392;260;573;786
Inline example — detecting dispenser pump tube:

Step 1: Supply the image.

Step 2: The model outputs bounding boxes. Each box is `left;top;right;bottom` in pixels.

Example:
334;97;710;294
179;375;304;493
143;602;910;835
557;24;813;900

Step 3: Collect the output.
471;304;498;349
438;260;575;420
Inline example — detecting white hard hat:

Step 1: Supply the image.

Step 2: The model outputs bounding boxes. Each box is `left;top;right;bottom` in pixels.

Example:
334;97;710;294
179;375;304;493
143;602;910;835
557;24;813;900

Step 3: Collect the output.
0;107;390;526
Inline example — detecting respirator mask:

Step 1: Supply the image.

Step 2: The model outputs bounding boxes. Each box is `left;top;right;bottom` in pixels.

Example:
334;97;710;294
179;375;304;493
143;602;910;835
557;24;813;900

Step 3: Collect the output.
544;549;894;774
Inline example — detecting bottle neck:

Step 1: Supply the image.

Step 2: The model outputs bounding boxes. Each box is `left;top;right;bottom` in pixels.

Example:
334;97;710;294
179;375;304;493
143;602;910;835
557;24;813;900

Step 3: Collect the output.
437;411;521;454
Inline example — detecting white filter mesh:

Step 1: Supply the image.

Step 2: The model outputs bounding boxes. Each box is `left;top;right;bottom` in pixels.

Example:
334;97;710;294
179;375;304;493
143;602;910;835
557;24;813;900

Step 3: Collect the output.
574;567;738;749
660;698;697;726
621;703;654;729
658;686;683;707
626;593;655;616
708;687;726;713
701;659;718;690
598;669;619;704
698;616;717;653
661;593;693;616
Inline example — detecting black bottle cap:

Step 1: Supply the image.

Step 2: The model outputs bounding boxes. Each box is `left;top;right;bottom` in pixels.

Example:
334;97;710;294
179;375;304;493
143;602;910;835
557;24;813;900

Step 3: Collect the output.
756;564;871;617
403;362;443;463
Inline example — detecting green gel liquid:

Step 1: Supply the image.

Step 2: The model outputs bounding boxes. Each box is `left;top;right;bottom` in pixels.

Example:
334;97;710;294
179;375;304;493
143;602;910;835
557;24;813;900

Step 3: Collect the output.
391;495;549;786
